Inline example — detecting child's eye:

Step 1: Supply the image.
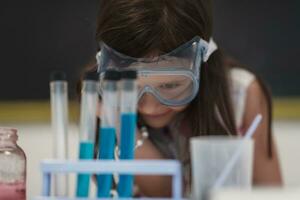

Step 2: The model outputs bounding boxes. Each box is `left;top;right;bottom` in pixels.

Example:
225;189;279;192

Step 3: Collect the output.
159;83;180;90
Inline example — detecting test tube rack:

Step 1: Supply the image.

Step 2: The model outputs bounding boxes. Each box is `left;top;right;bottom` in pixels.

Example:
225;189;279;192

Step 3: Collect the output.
33;159;183;200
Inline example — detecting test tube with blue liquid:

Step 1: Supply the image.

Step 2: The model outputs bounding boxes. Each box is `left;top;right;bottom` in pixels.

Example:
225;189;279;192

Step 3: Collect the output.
118;70;138;197
75;72;99;197
97;69;120;198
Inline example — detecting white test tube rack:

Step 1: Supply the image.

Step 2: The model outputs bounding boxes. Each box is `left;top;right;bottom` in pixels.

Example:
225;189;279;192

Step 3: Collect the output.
33;159;184;200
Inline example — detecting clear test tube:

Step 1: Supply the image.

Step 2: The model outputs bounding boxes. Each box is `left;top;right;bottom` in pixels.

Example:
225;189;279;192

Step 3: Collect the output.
50;71;69;196
76;72;99;197
118;70;138;197
97;69;120;198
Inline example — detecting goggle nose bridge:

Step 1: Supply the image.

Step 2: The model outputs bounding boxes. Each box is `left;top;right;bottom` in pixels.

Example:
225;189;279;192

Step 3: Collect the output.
137;85;158;101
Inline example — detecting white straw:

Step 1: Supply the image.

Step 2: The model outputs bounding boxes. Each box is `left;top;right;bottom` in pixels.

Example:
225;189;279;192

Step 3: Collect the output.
213;114;263;189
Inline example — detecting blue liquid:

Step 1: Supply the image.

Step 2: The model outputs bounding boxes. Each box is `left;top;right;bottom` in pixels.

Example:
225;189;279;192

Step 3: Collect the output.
97;127;116;198
118;113;137;197
76;141;94;197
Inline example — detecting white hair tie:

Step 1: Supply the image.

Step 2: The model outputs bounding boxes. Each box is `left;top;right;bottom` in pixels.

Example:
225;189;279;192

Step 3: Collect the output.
203;38;218;62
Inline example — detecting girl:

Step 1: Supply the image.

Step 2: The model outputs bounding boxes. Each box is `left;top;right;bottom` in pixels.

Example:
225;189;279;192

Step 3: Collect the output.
92;0;282;197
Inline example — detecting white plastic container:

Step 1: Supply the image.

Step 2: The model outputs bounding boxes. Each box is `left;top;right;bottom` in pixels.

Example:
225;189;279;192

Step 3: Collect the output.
190;136;254;200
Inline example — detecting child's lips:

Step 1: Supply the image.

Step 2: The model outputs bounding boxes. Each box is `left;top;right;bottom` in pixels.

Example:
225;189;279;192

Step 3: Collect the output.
144;110;171;118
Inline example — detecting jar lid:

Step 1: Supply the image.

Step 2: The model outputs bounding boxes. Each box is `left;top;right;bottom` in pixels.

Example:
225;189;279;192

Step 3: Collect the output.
0;127;18;141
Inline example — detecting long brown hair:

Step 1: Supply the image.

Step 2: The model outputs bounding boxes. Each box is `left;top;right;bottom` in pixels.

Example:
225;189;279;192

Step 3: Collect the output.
94;0;273;156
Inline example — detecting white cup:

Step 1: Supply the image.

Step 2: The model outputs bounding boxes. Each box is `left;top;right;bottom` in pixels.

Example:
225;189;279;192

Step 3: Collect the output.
190;136;254;200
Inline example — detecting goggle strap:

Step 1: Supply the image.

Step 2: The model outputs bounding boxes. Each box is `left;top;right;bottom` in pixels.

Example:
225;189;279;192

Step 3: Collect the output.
203;38;218;62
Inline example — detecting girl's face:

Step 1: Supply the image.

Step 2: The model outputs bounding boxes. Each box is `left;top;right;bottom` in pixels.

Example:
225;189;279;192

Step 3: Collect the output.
138;93;188;128
134;54;191;128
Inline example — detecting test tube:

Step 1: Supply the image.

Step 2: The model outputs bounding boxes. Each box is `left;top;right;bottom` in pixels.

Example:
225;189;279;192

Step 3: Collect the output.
76;72;99;197
117;70;138;197
97;69;120;198
50;71;69;196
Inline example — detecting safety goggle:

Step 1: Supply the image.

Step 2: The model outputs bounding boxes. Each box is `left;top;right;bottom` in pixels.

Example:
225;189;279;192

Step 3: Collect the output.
97;36;209;106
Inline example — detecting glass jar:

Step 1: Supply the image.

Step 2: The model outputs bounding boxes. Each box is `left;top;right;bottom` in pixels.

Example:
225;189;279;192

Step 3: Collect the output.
0;127;26;200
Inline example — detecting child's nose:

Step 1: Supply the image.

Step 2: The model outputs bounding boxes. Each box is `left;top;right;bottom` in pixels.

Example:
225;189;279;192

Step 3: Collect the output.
138;93;164;115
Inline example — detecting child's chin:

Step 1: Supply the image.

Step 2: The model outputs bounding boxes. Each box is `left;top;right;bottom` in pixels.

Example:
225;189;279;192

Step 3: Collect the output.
143;118;171;129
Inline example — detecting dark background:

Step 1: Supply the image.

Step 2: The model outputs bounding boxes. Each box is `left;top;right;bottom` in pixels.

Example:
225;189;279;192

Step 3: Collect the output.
0;0;299;100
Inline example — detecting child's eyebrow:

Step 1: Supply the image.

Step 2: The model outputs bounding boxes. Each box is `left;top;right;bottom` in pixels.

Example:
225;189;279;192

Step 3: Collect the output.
161;78;188;84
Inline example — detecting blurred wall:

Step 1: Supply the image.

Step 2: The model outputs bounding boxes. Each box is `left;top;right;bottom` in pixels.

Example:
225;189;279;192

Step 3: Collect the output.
0;1;99;100
213;0;300;96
